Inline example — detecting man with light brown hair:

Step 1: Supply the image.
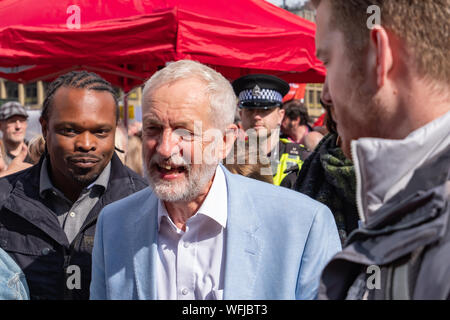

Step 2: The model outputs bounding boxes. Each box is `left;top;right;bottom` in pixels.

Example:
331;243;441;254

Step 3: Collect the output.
313;0;450;299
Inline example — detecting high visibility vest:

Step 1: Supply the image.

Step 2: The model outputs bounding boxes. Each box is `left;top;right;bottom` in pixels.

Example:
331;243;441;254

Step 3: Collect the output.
272;138;310;186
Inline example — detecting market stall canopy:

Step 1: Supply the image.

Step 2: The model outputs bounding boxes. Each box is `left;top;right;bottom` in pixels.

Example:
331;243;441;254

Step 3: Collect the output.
0;0;325;91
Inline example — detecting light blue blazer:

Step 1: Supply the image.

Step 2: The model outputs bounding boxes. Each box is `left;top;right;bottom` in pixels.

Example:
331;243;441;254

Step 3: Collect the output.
90;165;341;300
0;247;29;300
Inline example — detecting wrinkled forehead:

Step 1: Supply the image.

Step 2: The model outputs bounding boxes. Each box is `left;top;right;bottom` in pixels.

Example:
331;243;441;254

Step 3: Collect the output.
143;105;207;126
143;90;214;133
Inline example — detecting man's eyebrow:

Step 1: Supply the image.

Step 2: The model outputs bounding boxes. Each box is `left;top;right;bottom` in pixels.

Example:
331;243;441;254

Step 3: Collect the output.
142;116;161;125
54;121;113;129
53;121;79;127
142;116;199;130
171;121;198;130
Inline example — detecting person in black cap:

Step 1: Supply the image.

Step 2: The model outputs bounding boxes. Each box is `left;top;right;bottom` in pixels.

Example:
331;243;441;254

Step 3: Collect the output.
232;74;310;186
0;101;33;167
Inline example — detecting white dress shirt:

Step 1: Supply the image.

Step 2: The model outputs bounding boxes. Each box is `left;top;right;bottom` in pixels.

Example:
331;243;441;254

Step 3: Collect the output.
156;165;227;300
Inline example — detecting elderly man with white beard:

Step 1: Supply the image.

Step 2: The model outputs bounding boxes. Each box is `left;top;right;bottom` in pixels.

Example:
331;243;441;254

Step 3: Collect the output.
89;60;341;300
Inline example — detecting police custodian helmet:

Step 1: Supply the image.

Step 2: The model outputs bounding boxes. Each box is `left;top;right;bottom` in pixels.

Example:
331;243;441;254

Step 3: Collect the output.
232;74;290;110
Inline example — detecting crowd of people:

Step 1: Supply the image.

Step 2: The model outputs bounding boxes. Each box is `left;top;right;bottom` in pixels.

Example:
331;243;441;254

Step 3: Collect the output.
0;0;449;300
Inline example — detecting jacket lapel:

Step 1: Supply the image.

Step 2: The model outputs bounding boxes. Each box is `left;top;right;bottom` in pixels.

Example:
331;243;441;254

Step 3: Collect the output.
130;189;159;300
221;166;262;300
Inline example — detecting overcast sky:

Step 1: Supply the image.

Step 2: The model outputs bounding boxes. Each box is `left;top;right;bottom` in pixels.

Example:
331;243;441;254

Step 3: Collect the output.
266;0;307;7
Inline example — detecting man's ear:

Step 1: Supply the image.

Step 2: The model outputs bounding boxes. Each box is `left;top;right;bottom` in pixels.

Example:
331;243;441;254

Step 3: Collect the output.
369;26;394;88
220;123;238;160
277;108;285;125
39;116;48;140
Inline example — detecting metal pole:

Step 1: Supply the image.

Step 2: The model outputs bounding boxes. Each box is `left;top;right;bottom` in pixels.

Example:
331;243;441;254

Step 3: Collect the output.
123;69;128;132
123;91;128;131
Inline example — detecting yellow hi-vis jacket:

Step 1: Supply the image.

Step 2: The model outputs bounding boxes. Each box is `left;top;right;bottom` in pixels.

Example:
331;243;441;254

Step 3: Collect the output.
272;138;310;186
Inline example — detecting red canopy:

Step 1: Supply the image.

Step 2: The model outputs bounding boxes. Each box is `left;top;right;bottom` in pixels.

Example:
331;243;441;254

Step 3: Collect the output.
0;0;325;91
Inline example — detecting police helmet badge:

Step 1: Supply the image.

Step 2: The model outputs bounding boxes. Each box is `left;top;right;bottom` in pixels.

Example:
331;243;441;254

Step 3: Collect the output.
252;85;261;97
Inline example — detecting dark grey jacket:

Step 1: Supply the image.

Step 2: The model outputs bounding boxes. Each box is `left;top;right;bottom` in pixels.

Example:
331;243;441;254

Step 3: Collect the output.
0;153;148;300
319;143;450;300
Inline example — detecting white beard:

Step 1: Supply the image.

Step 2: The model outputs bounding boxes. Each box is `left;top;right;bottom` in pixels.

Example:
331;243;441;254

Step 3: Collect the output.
144;153;217;202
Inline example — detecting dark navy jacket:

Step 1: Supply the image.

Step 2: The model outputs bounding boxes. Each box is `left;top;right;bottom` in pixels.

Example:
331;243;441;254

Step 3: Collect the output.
0;153;147;300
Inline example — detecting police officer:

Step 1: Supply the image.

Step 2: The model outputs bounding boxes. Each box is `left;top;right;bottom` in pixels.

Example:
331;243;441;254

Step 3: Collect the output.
232;74;310;186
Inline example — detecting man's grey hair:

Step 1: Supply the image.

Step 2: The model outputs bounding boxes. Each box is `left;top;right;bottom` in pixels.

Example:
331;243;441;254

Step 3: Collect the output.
142;60;237;131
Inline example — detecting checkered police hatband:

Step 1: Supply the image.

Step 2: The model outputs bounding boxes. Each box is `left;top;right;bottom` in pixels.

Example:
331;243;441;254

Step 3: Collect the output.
238;88;283;104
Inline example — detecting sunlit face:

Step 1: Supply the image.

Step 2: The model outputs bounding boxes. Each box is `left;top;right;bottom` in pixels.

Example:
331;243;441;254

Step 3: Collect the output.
316;0;385;158
40;87;116;189
0;115;28;144
142;78;226;202
239;107;285;138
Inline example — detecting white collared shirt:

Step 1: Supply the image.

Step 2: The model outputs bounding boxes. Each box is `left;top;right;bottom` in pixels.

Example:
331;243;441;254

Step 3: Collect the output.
156;165;227;300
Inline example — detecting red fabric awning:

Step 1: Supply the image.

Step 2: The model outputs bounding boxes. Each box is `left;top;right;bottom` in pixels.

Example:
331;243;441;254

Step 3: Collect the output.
0;0;325;91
